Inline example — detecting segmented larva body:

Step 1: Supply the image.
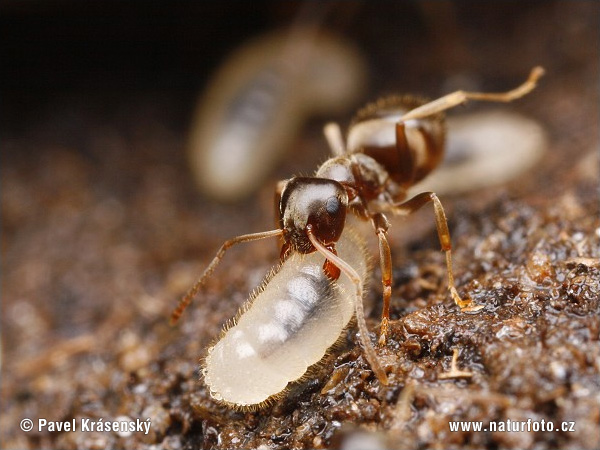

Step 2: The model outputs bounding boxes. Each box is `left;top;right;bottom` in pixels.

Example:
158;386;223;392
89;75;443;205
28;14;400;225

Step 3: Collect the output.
202;228;368;409
188;30;365;202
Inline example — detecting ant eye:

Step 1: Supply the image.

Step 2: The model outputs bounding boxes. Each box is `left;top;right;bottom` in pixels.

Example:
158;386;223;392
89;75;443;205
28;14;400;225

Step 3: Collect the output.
325;196;340;215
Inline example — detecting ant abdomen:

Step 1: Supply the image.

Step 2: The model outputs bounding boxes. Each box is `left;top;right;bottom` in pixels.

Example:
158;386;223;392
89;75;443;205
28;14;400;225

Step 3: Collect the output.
347;95;446;187
202;228;368;409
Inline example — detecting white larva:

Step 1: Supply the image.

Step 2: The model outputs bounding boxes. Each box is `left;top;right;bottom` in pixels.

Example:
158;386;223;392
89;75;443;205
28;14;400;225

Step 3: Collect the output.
187;29;365;202
412;110;547;196
202;228;368;409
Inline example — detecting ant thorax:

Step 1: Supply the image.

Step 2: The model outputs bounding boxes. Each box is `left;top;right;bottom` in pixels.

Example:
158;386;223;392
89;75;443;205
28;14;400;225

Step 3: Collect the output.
316;153;400;208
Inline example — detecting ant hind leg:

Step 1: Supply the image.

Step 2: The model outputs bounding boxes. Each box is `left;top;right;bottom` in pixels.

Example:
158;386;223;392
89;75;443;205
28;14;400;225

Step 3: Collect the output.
399;66;545;122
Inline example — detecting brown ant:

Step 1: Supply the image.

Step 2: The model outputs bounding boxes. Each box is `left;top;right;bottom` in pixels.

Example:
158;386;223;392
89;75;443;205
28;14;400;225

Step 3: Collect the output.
172;67;544;392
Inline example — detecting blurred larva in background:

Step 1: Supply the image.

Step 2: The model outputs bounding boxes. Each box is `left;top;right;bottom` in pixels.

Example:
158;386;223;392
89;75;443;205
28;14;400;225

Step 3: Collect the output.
187;26;366;202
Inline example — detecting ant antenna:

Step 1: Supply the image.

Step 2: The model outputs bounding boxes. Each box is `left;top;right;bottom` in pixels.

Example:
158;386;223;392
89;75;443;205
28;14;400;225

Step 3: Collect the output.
170;229;284;325
307;224;388;385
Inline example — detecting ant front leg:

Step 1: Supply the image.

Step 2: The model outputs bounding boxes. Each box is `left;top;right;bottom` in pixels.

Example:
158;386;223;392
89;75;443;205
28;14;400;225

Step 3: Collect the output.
275;179;287;230
323;122;346;156
392;192;483;312
370;213;393;347
275;179;292;258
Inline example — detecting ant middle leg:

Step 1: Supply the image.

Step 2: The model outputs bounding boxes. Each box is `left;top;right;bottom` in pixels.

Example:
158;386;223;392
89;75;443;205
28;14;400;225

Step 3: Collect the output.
392;192;483;312
370;213;393;347
399;66;545;123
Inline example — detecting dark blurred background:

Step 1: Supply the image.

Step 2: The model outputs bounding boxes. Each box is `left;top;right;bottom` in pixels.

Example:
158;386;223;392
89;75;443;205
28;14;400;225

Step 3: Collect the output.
3;1;595;134
2;1;597;212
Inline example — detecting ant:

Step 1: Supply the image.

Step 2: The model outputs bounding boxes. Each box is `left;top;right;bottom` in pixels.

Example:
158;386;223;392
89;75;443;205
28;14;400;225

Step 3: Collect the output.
171;66;544;408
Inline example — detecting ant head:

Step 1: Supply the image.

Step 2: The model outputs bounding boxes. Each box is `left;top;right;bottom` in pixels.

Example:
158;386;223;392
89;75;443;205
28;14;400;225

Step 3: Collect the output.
280;177;348;253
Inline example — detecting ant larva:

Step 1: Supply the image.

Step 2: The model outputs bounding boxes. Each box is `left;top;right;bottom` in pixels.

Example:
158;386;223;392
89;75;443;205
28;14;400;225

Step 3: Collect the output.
188;27;365;202
204;228;370;408
171;66;544;409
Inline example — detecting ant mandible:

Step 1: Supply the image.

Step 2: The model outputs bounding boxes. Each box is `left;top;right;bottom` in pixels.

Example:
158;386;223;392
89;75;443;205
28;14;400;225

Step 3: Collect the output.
172;66;544;372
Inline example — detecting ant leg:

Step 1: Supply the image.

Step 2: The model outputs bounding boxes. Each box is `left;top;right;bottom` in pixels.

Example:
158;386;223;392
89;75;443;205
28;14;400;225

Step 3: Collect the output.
392;192;483;312
323;122;346;156
274;179;288;230
370;213;393;347
170;229;283;325
307;224;388;385
399;66;545;122
395;122;416;183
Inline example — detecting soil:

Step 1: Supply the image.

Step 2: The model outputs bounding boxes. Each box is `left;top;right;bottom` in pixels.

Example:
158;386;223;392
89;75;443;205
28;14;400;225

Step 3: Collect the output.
2;2;599;449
